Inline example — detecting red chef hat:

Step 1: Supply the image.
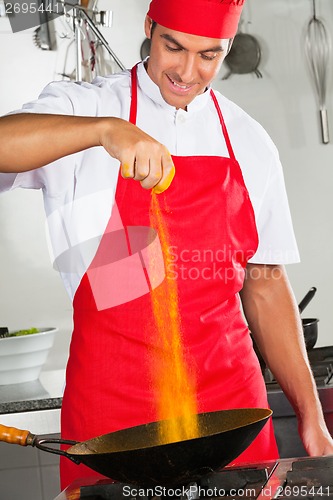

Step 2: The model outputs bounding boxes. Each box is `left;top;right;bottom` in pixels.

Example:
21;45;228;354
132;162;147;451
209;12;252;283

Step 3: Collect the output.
147;0;246;39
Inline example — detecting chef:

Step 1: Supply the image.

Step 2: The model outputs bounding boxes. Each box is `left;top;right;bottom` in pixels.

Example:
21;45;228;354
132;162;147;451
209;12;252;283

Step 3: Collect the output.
1;0;332;489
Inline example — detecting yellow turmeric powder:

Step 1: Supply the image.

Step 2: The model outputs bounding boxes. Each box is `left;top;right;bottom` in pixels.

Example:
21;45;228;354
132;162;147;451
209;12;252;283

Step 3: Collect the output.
149;192;199;444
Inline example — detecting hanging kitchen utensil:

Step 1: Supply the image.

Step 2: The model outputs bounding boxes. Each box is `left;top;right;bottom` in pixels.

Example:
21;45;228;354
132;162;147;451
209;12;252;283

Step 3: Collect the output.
222;6;262;81
304;0;331;144
0;408;271;487
140;38;151;60
298;287;317;314
222;32;262;80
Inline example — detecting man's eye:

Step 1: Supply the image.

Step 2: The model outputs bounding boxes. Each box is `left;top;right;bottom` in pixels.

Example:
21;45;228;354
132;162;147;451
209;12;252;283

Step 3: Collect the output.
166;45;182;52
201;53;217;61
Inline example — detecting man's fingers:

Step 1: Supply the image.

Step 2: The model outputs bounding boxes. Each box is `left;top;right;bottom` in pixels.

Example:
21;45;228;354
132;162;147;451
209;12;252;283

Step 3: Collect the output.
120;147;175;194
133;158;150;181
152;154;175;194
120;161;135;179
140;161;162;190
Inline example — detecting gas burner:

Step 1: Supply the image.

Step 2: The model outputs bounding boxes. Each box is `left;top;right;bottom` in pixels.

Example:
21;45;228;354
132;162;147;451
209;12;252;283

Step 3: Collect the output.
263;347;333;389
308;346;333;365
275;456;333;500
324;364;333;385
79;464;274;500
56;456;333;500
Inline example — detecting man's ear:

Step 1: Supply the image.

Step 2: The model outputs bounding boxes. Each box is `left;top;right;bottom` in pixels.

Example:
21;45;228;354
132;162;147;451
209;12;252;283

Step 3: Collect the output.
144;15;153;39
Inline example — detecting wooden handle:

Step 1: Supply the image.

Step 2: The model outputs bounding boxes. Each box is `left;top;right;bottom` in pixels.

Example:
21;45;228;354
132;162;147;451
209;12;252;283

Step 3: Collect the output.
0;424;33;446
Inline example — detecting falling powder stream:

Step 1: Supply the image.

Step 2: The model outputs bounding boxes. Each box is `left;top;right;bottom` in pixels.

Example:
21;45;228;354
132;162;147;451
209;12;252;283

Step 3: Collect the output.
149;192;200;445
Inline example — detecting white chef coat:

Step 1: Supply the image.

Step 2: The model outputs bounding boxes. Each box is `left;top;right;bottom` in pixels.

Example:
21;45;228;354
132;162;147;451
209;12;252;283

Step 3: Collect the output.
0;60;300;300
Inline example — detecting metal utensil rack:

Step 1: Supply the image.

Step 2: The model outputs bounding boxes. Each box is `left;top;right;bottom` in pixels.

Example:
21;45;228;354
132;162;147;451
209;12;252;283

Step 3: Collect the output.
59;0;125;81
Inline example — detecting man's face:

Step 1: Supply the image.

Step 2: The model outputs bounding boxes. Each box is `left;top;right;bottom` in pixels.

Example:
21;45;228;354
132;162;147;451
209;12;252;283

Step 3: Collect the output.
144;16;231;110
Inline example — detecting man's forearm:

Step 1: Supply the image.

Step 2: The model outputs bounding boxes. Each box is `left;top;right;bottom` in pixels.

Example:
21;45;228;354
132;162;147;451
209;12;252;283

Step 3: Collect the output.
240;265;323;423
0;110;176;193
0;113;109;172
241;265;333;455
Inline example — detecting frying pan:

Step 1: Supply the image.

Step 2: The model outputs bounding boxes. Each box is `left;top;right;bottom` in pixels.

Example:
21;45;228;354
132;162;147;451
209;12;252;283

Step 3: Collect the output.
0;408;271;487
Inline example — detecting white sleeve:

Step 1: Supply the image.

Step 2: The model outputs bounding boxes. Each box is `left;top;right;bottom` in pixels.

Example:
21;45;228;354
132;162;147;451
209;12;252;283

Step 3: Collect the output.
247;148;300;265
0;80;100;193
0;173;19;192
225;101;300;266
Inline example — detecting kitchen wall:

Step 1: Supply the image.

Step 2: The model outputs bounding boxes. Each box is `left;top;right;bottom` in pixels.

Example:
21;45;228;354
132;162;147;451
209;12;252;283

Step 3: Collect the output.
0;438;60;500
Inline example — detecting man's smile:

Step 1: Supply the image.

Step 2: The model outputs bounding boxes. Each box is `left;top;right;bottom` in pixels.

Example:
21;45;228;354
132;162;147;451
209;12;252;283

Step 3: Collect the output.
166;74;196;93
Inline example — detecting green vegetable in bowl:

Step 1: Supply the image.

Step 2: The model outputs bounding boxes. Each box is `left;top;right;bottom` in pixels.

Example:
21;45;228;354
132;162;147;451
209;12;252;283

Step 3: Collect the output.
8;328;40;337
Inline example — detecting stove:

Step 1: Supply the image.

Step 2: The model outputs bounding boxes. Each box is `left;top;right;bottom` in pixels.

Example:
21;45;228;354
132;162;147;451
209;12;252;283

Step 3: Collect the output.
264;346;333;389
55;455;333;500
54;347;333;499
264;346;333;458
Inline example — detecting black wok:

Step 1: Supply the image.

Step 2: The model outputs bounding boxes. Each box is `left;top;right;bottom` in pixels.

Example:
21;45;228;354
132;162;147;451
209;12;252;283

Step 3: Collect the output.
0;408;271;487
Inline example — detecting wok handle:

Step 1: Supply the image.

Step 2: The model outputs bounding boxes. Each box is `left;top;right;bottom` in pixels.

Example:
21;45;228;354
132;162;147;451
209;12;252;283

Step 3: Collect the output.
0;423;81;464
320;108;330;144
0;423;35;446
36;437;81;464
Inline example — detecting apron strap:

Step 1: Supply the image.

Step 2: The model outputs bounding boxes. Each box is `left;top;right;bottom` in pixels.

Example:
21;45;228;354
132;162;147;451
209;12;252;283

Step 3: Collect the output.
210;89;236;161
129;65;139;125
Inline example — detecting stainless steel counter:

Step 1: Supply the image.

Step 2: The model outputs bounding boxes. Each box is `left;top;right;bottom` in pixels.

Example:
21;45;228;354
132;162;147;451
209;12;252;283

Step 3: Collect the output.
0;369;65;434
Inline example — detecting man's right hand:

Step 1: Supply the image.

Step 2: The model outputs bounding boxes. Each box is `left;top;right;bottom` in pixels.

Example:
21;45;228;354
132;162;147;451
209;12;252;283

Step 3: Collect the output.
100;117;175;193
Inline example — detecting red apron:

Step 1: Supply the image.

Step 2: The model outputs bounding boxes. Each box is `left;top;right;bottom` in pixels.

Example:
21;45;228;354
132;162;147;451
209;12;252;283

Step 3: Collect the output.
60;65;278;488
